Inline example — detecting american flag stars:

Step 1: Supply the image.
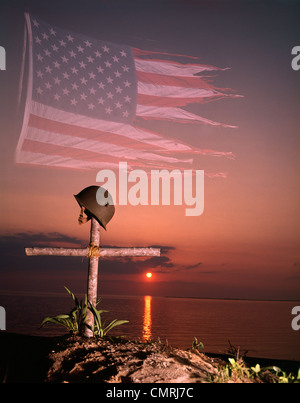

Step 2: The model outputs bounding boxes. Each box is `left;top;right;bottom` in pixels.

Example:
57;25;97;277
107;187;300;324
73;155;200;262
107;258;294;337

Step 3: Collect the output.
32;16;137;123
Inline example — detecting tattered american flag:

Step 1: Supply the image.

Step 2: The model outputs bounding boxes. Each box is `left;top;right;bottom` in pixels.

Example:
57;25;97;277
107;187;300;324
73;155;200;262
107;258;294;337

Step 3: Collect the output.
16;13;240;175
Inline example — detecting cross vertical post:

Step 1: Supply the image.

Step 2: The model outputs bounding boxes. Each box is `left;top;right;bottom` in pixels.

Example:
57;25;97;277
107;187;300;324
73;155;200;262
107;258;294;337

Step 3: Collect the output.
85;217;100;337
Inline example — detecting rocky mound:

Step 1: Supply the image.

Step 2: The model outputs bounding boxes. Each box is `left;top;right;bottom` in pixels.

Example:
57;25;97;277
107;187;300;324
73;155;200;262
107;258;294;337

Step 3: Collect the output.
1;333;296;383
46;336;255;383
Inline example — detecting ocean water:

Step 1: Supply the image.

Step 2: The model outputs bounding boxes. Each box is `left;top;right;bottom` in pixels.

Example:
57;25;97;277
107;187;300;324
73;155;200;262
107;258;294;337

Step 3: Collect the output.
0;292;299;361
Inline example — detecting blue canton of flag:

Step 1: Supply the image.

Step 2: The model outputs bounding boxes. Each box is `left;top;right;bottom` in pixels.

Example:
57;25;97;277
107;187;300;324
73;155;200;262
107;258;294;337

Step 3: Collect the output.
31;16;137;123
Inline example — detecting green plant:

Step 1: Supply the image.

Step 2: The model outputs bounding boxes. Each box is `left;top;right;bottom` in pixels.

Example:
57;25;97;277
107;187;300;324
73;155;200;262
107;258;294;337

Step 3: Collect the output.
191;337;204;351
263;366;300;383
212;357;252;383
250;363;261;378
216;360;300;383
41;287;87;334
228;358;251;378
41;287;129;338
87;298;129;337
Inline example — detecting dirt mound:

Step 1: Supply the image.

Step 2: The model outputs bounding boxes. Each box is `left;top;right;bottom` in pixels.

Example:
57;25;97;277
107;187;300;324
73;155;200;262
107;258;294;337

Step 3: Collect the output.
46;336;252;383
1;333;291;383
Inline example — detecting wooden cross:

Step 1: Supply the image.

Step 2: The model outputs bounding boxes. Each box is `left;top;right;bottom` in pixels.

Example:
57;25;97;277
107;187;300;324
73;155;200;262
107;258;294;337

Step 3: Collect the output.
25;218;160;337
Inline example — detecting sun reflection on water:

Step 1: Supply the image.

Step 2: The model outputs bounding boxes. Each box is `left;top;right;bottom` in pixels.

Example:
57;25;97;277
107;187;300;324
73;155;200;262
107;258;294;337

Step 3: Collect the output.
142;295;152;342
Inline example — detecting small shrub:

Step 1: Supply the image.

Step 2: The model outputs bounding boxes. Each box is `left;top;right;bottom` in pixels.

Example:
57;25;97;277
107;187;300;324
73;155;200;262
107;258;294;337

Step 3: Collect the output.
41;287;128;338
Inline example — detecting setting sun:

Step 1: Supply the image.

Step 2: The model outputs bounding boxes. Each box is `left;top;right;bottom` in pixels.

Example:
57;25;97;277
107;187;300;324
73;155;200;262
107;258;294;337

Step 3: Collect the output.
146;272;152;279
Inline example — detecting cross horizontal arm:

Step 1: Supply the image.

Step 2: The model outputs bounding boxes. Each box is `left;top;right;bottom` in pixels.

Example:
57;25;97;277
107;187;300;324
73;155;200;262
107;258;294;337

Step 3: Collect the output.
25;247;160;257
101;248;160;257
25;247;88;256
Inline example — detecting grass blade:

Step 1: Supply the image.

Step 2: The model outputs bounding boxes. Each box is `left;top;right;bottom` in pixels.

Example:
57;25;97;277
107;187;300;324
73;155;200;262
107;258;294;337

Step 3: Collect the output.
104;319;129;335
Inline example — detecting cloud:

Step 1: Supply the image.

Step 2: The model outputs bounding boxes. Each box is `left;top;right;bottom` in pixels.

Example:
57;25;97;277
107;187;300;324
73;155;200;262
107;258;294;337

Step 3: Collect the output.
0;232;221;279
0;232;87;272
0;232;84;251
0;232;175;275
185;261;202;270
100;255;174;275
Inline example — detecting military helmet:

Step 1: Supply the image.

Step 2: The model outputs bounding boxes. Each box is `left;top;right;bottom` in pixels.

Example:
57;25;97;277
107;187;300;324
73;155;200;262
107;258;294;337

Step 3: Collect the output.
74;186;115;230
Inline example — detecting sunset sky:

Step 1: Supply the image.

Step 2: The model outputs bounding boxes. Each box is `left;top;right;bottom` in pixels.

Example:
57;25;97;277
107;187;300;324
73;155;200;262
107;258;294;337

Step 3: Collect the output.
0;0;299;300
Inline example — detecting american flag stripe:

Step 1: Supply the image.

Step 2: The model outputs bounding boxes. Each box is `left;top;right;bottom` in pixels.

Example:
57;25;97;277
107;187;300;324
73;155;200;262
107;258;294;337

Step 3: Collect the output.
134;58;238;123
138;83;218;99
135;104;237;128
136;70;222;90
28;114;163;151
22;139;177;165
20;140;228;173
133;55;225;75
18;148;229;177
15;13;239;174
28;101;192;152
25;126;192;164
26;103;233;159
137;92;224;108
18;149;125;170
